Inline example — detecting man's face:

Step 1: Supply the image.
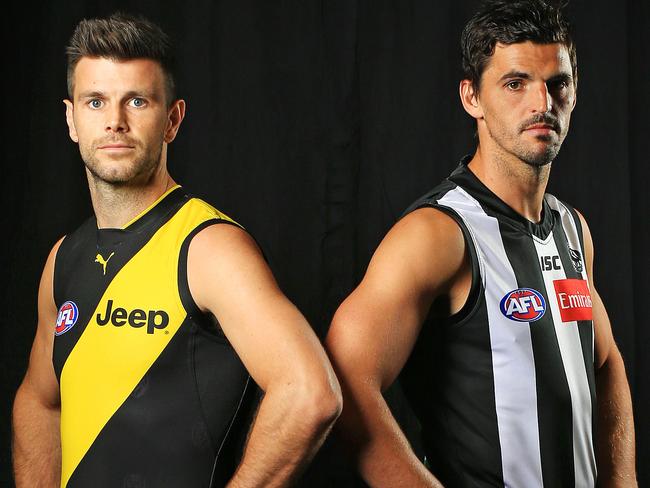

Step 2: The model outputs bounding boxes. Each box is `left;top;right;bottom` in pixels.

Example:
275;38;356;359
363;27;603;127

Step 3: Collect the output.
471;41;576;167
64;57;175;185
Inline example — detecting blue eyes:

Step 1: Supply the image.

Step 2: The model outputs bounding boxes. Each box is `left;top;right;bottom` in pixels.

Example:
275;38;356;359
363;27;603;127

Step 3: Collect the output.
129;98;146;108
87;98;147;109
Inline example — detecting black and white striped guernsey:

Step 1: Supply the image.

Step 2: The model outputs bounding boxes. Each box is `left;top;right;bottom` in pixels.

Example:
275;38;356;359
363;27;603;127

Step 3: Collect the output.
400;159;597;488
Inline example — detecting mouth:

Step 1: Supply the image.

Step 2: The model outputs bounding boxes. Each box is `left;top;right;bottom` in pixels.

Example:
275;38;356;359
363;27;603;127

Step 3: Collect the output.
523;124;557;136
525;123;555;130
97;144;136;153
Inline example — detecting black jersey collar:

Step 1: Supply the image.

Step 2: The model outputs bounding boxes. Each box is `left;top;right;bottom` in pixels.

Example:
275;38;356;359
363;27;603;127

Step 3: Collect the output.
449;156;555;240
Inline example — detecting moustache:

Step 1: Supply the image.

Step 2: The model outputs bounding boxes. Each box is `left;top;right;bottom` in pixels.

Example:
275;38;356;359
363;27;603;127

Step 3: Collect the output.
519;114;561;133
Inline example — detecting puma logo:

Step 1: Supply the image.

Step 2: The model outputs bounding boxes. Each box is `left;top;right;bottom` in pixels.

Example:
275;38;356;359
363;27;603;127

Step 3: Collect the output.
95;252;115;275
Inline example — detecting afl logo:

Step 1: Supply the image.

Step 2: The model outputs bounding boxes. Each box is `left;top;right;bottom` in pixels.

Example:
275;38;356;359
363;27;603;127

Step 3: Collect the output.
500;288;546;322
55;301;79;336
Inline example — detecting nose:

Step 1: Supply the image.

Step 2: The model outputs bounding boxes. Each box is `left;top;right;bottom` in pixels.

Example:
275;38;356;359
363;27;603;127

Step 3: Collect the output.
105;104;128;133
530;82;552;114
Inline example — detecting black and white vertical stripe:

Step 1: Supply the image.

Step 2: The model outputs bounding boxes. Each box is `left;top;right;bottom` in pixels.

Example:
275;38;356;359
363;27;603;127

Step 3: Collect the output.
434;186;596;488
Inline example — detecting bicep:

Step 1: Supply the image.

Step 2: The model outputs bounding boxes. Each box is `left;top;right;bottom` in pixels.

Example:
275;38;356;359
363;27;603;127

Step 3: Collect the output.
326;208;466;390
188;225;331;391
328;277;429;391
21;239;63;407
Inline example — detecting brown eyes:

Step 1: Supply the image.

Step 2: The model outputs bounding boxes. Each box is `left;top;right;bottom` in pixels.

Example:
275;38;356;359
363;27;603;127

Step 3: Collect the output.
504;80;570;93
505;80;523;91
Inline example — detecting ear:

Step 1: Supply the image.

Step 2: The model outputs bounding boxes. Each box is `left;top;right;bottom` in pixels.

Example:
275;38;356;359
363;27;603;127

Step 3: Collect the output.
459;79;483;120
164;99;186;143
63;99;79;143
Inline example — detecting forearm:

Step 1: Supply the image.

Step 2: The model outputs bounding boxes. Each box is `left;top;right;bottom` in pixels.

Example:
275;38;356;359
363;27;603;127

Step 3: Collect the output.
338;383;442;488
12;382;61;487
227;384;340;487
596;349;637;487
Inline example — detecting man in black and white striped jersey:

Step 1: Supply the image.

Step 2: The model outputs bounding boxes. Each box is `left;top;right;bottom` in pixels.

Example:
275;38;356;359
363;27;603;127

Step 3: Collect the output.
325;1;637;487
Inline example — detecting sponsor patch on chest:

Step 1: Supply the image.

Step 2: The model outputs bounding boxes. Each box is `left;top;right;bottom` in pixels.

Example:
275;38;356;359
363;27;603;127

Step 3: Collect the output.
553;278;592;322
96;299;169;334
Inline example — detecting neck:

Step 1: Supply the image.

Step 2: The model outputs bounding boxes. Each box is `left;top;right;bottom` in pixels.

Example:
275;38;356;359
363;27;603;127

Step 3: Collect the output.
88;166;176;229
468;144;550;223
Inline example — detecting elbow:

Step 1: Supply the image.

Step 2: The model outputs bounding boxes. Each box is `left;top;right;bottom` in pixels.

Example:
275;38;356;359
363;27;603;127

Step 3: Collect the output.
319;379;344;428
295;373;343;434
310;376;343;432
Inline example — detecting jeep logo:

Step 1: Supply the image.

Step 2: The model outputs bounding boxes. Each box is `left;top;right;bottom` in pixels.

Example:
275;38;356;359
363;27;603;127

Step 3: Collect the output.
96;300;169;334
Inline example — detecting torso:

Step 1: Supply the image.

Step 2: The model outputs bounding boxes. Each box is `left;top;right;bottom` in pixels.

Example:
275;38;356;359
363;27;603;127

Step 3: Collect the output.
52;186;253;488
401;162;597;488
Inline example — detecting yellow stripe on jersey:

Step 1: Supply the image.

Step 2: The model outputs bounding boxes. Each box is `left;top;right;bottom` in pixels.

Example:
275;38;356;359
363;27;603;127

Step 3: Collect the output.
59;197;238;487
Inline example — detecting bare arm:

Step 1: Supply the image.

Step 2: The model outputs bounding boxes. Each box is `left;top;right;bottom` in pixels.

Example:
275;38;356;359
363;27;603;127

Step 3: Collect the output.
578;213;637;487
187;224;341;487
325;208;471;487
13;239;64;487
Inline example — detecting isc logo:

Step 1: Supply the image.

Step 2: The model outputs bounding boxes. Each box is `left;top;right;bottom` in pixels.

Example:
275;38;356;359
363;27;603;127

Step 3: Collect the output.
540;255;561;271
500;288;546;322
96;300;169;334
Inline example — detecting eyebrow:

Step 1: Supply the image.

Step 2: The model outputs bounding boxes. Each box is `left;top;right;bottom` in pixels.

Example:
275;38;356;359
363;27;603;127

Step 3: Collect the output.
77;90;159;100
499;71;532;82
498;71;574;84
77;90;106;99
547;73;573;84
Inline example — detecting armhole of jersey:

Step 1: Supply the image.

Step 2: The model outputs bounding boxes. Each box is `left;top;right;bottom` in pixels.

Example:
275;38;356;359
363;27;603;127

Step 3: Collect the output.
566;204;586;253
416;203;483;327
208;376;258;487
177;218;244;341
52;235;70;308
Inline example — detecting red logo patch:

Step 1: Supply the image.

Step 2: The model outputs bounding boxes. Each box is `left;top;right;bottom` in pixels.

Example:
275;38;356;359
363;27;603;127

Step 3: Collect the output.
553;279;592;322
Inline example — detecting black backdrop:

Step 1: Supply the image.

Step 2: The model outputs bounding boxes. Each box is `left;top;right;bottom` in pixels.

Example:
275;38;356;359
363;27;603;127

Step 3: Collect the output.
1;1;648;486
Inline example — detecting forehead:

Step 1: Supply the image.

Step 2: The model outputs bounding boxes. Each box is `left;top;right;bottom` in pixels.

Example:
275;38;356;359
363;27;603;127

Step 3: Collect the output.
72;57;165;97
483;41;573;80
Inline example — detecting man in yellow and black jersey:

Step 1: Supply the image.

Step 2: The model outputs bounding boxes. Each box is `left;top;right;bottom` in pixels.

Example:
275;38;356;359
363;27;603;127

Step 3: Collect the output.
12;13;341;488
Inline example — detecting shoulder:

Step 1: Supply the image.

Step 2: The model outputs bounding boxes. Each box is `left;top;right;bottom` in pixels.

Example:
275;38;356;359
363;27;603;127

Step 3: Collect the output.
45;236;66;273
189;221;259;260
176;196;251;259
364;206;467;297
384;205;465;256
186;222;267;298
182;195;242;228
39;236;66;315
186;221;278;314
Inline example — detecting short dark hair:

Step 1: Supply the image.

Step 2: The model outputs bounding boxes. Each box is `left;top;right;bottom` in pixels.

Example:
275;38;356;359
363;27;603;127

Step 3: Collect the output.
461;0;577;89
66;13;176;103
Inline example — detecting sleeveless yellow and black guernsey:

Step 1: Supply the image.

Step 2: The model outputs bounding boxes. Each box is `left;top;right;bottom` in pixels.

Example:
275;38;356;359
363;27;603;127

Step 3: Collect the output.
52;186;253;488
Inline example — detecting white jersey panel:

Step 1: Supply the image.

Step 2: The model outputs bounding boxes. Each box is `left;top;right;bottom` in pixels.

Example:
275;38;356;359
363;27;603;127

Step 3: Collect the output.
438;186;545;488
